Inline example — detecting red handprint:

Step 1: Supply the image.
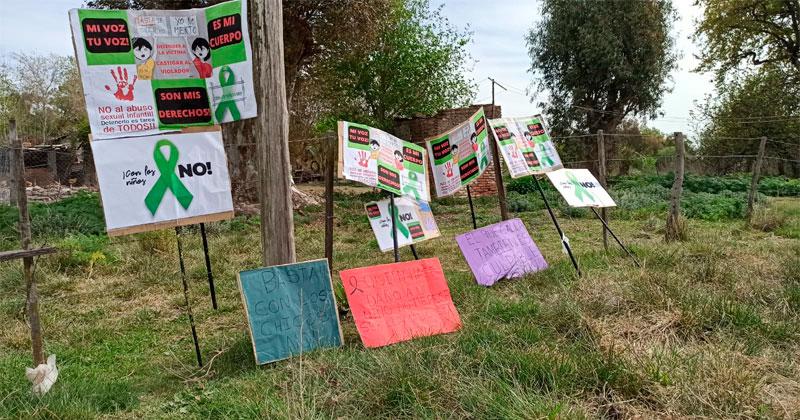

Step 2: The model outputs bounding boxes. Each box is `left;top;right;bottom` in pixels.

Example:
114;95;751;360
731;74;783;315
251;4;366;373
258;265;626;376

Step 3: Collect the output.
444;161;453;178
356;150;369;167
511;147;519;159
104;67;137;101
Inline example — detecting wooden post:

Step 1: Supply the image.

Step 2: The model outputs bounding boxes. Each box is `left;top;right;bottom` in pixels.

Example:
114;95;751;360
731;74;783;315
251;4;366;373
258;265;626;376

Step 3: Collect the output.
747;136;768;219
253;0;296;266
597;130;608;251
47;150;58;183
665;132;686;242
324;136;335;273
11;119;45;366
488;78;509;221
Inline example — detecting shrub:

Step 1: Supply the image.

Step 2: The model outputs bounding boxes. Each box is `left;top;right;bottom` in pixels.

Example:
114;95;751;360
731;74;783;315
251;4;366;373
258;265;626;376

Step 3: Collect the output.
57;234;116;272
749;205;787;232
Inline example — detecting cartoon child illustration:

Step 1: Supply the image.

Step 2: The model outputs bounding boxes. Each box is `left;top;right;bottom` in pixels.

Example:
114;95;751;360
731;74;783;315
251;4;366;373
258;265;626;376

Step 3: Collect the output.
470;132;479;152
132;38;155;80
191;38;213;78
523;131;535;149
369;139;381;160
393;150;405;171
451;144;459;165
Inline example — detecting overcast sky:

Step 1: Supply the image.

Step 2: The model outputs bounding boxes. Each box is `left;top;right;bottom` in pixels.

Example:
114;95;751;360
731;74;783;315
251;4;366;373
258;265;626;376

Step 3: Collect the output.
0;0;712;136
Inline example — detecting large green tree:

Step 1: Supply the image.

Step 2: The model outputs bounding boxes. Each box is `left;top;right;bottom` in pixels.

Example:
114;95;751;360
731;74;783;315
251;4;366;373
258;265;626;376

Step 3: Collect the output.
526;0;678;136
694;0;800;82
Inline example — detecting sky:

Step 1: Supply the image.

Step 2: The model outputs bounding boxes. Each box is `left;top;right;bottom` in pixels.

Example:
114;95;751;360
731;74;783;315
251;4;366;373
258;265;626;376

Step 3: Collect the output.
0;0;714;136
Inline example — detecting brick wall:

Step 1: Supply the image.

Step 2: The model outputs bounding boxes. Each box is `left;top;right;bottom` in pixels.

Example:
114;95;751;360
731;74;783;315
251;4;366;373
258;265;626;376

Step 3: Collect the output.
394;104;503;198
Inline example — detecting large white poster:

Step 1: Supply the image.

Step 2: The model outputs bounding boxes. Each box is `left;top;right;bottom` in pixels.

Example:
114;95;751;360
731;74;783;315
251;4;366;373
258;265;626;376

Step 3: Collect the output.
487;115;563;178
69;0;256;139
338;121;431;202
92;130;234;235
365;197;440;252
425;108;492;197
546;168;616;208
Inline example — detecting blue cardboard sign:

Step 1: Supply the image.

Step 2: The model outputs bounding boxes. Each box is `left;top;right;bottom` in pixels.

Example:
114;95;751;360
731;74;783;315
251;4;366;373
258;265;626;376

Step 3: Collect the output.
237;259;343;365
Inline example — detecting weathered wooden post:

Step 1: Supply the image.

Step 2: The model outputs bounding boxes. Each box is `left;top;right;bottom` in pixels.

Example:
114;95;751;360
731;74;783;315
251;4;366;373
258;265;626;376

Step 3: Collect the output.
254;0;296;265
10;119;45;366
489;78;509;221
597;129;609;251
747;136;768;219
665;132;686;242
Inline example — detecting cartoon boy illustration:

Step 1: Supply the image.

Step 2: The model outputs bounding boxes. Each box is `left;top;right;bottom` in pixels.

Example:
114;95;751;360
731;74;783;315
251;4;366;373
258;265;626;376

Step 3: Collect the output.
393;150;405;171
451;144;459;165
132;38;155;80
191;38;213;78
369;139;381;160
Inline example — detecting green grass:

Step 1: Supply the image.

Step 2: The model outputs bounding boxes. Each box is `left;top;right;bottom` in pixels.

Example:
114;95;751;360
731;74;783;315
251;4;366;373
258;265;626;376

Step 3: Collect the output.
0;188;799;418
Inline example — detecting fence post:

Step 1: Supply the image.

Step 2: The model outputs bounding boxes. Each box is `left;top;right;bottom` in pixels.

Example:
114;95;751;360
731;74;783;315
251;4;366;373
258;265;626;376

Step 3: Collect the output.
665;132;686;242
11;119;45;366
324;136;335;274
747;136;768;219
597;129;608;251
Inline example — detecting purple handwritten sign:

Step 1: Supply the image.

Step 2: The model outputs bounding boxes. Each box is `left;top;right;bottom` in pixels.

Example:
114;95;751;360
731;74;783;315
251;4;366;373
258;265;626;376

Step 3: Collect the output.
456;218;548;286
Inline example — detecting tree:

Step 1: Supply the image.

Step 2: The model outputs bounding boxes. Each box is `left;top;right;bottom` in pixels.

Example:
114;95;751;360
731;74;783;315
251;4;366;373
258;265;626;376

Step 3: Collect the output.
307;0;473;130
694;66;800;175
694;0;800;82
526;0;678;137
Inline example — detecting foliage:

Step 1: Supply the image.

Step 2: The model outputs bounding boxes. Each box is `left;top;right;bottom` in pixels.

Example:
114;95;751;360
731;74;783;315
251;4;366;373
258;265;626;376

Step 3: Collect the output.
526;0;678;135
308;0;474;131
56;234;116;272
694;0;800;81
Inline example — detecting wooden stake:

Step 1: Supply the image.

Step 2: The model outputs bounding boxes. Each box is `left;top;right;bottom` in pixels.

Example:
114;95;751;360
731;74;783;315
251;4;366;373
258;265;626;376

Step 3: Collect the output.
488;78;509;221
10;119;45;366
254;0;296;266
665;132;686;242
596;130;609;251
747;136;768;219
325;136;335;273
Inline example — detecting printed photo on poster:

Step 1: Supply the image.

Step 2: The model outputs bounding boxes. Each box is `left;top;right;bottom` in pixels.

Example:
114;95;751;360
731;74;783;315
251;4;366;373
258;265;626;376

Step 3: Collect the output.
337;121;431;202
487;114;563;178
91;129;234;235
69;0;257;139
425;107;492;197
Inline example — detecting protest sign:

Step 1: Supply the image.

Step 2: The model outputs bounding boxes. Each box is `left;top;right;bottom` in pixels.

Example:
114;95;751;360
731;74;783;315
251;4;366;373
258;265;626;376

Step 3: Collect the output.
69;0;256;139
456;218;548;286
340;258;461;348
238;259;343;365
425;107;492;197
487;115;562;178
91;129;234;235
337;121;430;202
365;196;440;252
546;168;616;208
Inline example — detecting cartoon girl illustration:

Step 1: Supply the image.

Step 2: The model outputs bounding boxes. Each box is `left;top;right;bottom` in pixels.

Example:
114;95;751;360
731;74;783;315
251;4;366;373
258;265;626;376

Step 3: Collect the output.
523;131;535;149
132;38;155;80
191;38;213;78
394;150;405;171
470;132;479;153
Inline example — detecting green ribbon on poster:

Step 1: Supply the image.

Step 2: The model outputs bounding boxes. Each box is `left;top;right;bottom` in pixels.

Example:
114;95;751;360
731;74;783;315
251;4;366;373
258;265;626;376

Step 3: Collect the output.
144;139;194;215
538;143;555;167
214;66;241;122
566;171;594;203
391;202;411;239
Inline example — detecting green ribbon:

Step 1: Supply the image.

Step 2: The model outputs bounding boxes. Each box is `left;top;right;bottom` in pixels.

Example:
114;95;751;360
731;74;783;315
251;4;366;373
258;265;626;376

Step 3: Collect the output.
567;171;594;203
390;201;410;239
402;171;422;200
214;66;241;122
538;143;555;167
144;140;194;215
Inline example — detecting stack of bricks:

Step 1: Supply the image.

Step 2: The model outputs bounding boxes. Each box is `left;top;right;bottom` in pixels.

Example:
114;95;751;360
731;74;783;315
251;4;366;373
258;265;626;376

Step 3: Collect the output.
393;104;502;198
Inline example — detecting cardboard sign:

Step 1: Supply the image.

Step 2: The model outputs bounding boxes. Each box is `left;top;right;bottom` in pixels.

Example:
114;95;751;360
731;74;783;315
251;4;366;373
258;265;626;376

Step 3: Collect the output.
238;259;343;365
425;107;492;197
365;196;440;252
91;129;234;235
340;258;462;348
337;121;430;202
456;218;548;286
546;168;616;208
487;115;562;178
69;0;256;139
